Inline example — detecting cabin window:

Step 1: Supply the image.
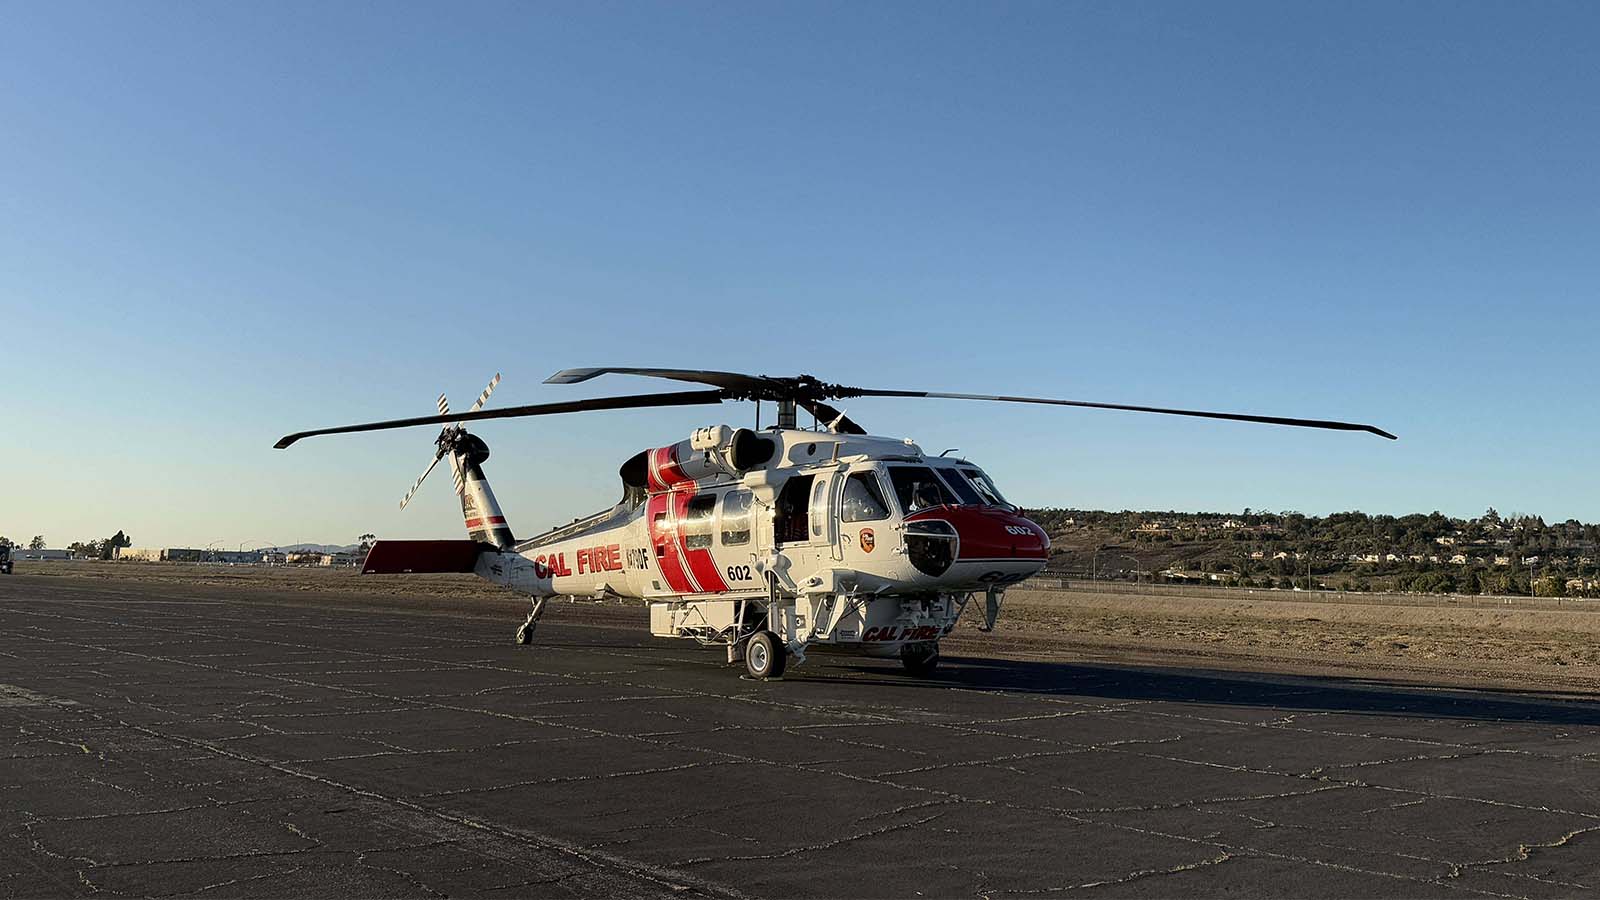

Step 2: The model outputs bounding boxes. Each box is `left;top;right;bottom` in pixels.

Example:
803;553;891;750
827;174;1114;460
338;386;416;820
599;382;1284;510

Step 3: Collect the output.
775;474;813;544
720;490;752;546
652;512;667;557
888;466;955;515
810;478;829;537
683;494;716;550
841;472;890;522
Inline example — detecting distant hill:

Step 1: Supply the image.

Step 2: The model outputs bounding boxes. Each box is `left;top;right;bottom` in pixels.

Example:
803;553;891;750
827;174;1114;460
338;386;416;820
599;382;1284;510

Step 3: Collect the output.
1027;507;1600;597
278;543;361;554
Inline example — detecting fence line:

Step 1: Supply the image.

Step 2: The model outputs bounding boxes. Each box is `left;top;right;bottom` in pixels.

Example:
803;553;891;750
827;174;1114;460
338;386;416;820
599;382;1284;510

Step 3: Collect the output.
1022;574;1597;611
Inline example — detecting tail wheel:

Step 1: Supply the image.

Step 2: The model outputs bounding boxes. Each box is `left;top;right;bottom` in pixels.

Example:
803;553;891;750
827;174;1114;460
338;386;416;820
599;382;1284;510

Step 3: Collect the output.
744;631;786;679
901;641;940;677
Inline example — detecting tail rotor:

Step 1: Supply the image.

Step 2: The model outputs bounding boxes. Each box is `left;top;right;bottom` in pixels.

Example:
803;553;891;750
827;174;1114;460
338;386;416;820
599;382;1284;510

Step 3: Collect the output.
397;374;502;511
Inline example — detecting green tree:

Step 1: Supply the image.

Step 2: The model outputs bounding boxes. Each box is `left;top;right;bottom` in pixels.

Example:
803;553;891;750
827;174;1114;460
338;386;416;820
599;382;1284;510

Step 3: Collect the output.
28;536;45;550
67;540;101;558
99;530;131;560
0;536;12;550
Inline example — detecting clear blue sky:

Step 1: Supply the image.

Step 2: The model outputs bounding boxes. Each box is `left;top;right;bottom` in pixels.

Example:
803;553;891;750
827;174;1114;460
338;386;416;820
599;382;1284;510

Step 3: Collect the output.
3;1;1597;548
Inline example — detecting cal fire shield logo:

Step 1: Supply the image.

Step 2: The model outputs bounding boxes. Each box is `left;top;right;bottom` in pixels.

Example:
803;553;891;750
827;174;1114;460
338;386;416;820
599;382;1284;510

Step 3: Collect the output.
859;528;875;553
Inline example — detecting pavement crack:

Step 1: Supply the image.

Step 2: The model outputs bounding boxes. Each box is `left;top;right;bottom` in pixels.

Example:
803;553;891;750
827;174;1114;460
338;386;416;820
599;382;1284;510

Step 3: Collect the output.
676;813;945;866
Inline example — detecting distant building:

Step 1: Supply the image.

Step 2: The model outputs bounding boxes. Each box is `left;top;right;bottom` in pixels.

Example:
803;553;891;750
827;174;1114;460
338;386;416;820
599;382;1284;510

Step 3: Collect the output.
12;548;72;561
118;548;204;563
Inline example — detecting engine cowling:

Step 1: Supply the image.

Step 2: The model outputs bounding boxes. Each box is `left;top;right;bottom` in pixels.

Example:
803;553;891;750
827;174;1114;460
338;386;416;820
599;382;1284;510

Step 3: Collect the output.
622;428;778;494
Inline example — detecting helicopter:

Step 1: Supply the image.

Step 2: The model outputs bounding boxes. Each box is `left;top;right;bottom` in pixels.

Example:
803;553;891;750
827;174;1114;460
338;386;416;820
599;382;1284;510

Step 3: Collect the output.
275;367;1394;679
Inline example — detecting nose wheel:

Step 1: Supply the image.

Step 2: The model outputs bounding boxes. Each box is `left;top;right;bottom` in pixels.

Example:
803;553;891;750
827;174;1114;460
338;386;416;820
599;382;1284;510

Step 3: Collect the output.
900;641;940;677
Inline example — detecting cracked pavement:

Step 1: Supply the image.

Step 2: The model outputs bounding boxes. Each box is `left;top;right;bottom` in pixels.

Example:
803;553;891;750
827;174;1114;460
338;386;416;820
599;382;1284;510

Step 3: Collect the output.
3;577;1600;897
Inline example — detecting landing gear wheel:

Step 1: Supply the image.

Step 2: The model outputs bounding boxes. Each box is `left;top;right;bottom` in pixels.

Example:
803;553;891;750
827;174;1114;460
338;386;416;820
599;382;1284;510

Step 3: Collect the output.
515;597;546;646
901;641;939;677
744;631;786;679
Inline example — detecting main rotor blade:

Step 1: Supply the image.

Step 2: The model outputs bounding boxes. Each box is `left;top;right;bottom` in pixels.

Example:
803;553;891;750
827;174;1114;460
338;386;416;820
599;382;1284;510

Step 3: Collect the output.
853;390;1397;440
274;389;727;449
545;367;774;392
799;399;866;435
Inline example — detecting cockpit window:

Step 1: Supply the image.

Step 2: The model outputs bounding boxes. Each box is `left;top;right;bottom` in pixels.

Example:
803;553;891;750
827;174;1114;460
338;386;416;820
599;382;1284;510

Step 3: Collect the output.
959;467;1010;507
888;466;954;514
933;467;984;505
841;472;890;522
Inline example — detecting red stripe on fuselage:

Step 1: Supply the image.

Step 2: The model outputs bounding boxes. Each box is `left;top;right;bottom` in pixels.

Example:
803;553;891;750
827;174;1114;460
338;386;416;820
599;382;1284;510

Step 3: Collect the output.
647;492;695;593
647;445;694;492
670;489;728;593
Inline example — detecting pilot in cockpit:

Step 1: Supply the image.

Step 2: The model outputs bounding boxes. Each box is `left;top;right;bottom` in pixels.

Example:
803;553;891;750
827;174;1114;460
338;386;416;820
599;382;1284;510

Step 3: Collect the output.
909;481;943;513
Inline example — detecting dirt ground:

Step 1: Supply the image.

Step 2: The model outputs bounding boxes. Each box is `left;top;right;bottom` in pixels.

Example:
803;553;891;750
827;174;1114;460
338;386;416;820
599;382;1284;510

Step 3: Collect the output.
12;560;1600;695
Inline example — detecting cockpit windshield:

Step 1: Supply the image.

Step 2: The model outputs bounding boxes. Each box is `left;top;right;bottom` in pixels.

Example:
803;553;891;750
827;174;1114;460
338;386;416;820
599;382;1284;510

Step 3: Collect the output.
886;463;1012;514
933;467;984;505
958;467;1011;507
887;466;955;514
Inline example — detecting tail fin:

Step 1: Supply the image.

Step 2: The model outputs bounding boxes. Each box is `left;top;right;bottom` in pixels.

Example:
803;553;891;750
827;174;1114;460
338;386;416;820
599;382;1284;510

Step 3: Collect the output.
447;432;516;549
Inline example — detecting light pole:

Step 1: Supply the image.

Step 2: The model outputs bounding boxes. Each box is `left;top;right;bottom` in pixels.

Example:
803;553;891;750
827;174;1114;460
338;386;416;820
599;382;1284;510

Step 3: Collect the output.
1110;552;1142;584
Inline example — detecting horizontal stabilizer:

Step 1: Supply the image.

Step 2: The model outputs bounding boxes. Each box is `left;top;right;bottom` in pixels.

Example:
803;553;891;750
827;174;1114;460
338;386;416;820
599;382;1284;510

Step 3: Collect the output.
362;540;488;575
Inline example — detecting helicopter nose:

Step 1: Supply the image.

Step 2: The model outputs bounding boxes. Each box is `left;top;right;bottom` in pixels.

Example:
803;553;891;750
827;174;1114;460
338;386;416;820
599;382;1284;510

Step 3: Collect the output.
904;508;1050;563
951;508;1050;562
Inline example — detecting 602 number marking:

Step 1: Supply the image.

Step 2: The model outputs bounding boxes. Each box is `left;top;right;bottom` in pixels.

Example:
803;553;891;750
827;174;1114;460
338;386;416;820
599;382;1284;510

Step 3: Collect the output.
725;565;753;582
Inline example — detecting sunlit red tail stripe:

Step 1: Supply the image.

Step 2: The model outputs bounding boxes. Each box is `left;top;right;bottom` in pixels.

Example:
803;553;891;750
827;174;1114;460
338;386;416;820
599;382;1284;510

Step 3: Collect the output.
463;516;507;528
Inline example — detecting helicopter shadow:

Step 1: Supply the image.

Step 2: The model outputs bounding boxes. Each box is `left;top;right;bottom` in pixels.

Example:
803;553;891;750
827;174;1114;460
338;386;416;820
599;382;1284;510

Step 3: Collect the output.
821;654;1600;728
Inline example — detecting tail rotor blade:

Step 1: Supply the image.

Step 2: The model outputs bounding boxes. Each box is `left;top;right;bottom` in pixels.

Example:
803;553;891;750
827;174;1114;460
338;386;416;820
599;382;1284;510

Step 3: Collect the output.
469;373;501;413
399;453;444;510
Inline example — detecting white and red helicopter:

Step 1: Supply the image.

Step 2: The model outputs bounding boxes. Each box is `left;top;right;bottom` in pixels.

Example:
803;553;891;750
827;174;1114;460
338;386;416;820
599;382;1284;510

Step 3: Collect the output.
276;368;1393;679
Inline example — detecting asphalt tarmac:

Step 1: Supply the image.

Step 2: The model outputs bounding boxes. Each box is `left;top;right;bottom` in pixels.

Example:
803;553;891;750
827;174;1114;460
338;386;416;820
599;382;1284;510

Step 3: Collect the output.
3;575;1600;898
